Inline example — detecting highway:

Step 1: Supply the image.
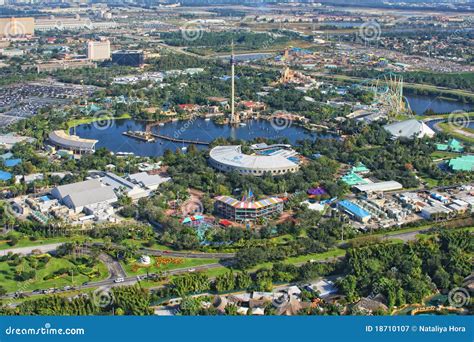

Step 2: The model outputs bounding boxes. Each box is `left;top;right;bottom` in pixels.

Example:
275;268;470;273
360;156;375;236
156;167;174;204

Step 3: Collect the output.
0;224;459;300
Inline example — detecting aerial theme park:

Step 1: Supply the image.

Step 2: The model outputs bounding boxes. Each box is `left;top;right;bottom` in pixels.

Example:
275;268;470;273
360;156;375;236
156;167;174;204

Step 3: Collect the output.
0;0;472;341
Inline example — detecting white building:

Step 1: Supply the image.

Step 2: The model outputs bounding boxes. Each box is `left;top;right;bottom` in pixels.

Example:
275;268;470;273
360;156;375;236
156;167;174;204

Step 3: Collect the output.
87;40;111;61
384;119;435;139
209;145;300;176
51;179;117;213
128;172;170;191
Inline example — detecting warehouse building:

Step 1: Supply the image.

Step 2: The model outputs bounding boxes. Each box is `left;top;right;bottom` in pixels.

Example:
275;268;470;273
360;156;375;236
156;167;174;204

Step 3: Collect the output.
51;179;117;213
337;200;372;223
353;181;403;193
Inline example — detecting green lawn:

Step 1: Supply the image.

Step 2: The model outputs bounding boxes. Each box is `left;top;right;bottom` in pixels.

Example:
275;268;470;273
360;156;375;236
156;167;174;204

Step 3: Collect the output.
430;151;458;160
0;234;100;251
0;256;108;293
66;113;131;129
120;256;219;276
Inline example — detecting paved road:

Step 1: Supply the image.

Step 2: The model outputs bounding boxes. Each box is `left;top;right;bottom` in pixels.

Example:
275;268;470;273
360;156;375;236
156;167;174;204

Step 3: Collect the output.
0;243;64;256
140;248;235;259
2;261;233;300
98;252;126;280
381;229;430;243
88;243;236;259
0;241;235;259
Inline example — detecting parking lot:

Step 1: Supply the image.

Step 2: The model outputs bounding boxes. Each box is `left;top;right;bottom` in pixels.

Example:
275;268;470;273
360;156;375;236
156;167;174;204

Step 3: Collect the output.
0;79;98;126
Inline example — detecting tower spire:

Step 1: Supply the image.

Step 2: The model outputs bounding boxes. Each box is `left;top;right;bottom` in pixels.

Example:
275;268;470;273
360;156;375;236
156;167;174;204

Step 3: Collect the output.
230;40;239;124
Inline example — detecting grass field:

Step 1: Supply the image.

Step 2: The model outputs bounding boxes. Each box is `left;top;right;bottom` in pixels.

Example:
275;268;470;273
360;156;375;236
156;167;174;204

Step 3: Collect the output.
120;256;219;276
0;257;108;293
0;234;97;251
66;113;131;129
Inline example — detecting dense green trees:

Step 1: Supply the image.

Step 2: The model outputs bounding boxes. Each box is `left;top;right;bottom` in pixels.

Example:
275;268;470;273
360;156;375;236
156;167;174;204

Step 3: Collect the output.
337;230;473;309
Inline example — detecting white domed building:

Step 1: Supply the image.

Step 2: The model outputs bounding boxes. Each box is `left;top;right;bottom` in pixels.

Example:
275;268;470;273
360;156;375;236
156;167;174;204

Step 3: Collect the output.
208;145;300;176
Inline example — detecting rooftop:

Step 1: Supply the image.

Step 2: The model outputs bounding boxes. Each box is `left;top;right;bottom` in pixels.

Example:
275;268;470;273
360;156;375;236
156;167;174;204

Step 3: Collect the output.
209;145;298;170
383;119;435;139
338;200;371;219
215;195;283;209
448;155;474;171
49;130;98;151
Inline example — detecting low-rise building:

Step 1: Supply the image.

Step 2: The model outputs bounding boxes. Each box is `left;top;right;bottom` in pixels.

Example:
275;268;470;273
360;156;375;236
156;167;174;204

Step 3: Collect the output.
51;179;117;213
337;200;371;223
214;195;284;222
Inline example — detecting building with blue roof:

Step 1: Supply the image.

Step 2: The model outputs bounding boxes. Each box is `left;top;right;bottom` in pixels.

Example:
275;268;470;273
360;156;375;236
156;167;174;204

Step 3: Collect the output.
4;158;21;167
0;170;12;181
338;200;371;223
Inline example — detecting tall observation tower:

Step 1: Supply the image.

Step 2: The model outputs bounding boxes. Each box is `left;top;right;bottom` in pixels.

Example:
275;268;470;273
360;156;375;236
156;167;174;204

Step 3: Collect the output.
230;41;240;124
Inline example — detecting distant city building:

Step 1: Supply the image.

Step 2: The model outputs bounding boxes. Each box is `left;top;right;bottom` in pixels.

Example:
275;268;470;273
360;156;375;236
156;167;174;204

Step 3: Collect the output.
35;16;93;31
112;50;144;67
0;17;35;38
214;195;284;222
32;60;96;73
87;40;111;61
